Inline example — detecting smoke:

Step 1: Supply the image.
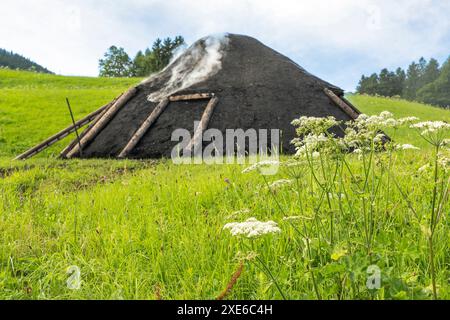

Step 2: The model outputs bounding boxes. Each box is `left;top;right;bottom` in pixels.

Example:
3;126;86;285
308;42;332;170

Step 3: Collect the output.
145;33;229;102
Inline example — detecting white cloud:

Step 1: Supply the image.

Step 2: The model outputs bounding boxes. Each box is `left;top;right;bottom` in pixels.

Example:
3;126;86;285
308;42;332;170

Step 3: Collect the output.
0;0;449;90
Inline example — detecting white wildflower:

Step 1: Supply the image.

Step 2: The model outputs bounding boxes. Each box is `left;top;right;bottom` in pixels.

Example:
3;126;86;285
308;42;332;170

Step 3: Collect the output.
282;159;305;167
373;133;386;144
438;154;450;171
291;116;339;135
418;164;430;173
242;160;279;173
383;118;398;127
328;192;345;199
353;111;412;130
411;121;450;135
268;179;293;189
380;111;394;119
234;251;258;261
396;144;420;150
223;218;281;238
226;209;250;219
397;116;419;125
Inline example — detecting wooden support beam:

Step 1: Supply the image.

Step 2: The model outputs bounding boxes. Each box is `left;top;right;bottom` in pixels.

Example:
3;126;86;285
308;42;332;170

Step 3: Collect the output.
14;103;109;160
340;96;362;115
169;93;213;102
184;96;219;154
118;98;170;158
59;98;118;158
323;88;360;120
66;87;138;158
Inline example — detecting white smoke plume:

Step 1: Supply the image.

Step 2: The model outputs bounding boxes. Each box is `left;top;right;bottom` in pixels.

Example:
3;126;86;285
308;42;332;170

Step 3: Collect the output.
144;33;229;102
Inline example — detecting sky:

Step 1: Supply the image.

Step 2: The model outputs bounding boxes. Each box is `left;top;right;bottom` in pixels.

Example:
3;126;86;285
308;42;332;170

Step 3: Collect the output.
1;0;449;91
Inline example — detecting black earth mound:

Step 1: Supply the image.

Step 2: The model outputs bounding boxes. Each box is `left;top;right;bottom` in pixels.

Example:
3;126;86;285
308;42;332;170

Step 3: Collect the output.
78;34;357;158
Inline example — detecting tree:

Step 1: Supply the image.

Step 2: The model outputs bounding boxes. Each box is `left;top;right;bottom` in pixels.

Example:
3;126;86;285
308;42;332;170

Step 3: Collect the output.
417;57;450;107
99;46;133;77
393;67;406;96
420;58;440;87
356;56;449;107
378;68;398;96
131;50;147;77
130;36;185;77
403;61;421;100
357;74;378;94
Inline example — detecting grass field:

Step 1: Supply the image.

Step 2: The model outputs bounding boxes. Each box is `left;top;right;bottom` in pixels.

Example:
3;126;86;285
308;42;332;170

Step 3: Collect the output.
0;70;448;299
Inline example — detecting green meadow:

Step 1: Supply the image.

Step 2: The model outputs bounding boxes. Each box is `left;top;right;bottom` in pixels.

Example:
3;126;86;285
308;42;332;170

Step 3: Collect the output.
0;70;448;299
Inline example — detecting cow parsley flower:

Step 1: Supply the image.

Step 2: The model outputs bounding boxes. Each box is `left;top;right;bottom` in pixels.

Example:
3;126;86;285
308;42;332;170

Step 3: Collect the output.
268;179;293;189
438;154;450;171
397;116;419;125
291;116;339;135
223;218;281;238
242;160;279;173
411;121;450;135
396;144;420;150
418;164;431;173
226;209;251;219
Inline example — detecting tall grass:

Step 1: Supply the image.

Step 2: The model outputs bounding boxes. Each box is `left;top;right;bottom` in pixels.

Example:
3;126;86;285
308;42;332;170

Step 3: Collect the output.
223;112;449;300
0;71;449;299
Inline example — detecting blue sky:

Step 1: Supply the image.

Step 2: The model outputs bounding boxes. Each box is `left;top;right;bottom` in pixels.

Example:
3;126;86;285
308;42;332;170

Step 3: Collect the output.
1;0;449;91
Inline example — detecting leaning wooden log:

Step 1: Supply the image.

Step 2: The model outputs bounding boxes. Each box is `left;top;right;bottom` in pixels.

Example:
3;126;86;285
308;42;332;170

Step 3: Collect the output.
118;98;170;158
169;93;213;102
59;97;119;158
66;87;138;158
340;96;362;115
184;96;219;154
14;103;109;160
323;88;360;120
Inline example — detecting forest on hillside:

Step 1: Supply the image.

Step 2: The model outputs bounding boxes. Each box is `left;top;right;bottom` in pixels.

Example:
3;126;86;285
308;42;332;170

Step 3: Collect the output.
0;48;52;74
357;56;450;108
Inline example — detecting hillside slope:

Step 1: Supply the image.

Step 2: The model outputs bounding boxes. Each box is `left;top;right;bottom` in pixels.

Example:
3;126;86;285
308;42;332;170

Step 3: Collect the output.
0;70;140;157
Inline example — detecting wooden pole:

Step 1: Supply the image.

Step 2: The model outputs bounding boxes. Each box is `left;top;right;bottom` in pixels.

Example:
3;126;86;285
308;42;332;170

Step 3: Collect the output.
14;103;109;160
65;98;83;157
118;98;170;158
323;88;360;120
184;96;219;154
59;98;117;158
66;87;138;158
340;96;362;115
169;93;213;102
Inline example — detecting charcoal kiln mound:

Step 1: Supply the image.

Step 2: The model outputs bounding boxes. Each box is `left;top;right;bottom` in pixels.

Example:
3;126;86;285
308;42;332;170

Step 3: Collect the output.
15;33;361;161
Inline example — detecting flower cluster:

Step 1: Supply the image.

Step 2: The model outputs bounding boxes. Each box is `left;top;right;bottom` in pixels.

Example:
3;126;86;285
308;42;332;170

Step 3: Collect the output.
411;121;450;135
410;121;450;147
438;152;450;172
267;179;293;190
242;160;279;174
291;116;339;136
396;144;420;151
226;209;251;219
223;218;281;238
291;111;424;157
